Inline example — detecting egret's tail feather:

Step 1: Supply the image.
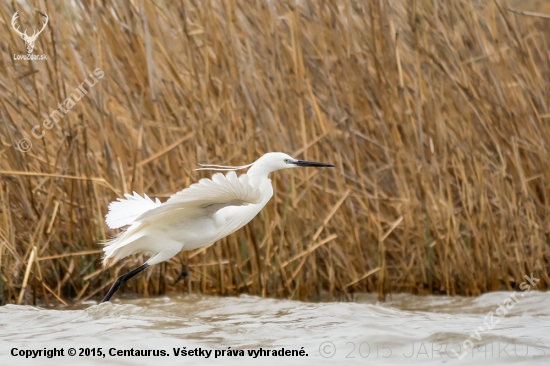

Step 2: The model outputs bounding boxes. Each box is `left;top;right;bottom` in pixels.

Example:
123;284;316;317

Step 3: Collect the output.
105;191;161;229
101;232;124;266
101;225;149;266
102;225;181;267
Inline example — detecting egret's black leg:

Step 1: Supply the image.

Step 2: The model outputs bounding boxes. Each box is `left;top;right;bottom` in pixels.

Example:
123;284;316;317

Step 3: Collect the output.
101;263;150;303
175;266;188;284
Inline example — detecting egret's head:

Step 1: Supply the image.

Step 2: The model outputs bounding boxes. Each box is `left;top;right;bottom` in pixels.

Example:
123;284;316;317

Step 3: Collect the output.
253;152;334;172
196;152;334;179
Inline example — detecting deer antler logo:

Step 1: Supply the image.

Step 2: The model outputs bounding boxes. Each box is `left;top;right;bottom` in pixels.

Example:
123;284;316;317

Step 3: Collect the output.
11;11;49;54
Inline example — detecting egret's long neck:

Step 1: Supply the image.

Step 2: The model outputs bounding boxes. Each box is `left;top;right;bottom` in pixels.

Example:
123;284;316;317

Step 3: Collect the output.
246;163;274;180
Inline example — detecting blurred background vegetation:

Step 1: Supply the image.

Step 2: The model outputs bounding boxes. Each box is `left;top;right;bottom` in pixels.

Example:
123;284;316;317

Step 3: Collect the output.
1;0;549;305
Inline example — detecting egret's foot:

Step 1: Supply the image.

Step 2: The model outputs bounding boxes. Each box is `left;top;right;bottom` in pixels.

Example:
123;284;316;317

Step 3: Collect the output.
175;267;188;284
101;263;150;303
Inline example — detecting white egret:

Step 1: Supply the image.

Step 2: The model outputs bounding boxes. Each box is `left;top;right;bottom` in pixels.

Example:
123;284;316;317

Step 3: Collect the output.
100;152;334;302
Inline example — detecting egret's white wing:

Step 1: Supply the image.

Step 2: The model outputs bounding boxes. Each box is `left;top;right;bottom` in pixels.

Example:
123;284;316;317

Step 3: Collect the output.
105;192;161;229
135;171;262;223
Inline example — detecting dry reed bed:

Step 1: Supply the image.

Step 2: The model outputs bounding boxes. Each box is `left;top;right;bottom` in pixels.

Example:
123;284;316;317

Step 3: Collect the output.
0;0;549;305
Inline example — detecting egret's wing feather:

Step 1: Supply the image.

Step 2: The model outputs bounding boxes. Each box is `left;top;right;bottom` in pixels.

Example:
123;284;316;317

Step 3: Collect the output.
105;192;162;229
135;171;262;223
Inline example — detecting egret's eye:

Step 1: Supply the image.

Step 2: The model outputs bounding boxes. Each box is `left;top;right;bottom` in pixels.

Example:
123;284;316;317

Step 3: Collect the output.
284;159;290;164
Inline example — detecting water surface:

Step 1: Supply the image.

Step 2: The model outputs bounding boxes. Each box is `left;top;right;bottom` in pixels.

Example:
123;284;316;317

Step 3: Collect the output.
1;291;549;365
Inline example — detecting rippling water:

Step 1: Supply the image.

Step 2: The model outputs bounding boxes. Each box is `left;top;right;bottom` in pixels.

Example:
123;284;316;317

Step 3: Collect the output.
1;291;549;365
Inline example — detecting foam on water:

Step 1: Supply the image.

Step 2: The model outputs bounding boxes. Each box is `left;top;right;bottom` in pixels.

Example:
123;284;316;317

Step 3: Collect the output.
1;291;549;365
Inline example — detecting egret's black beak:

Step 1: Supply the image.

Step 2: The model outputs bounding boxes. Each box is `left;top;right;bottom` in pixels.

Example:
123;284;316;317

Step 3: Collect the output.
292;160;334;168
